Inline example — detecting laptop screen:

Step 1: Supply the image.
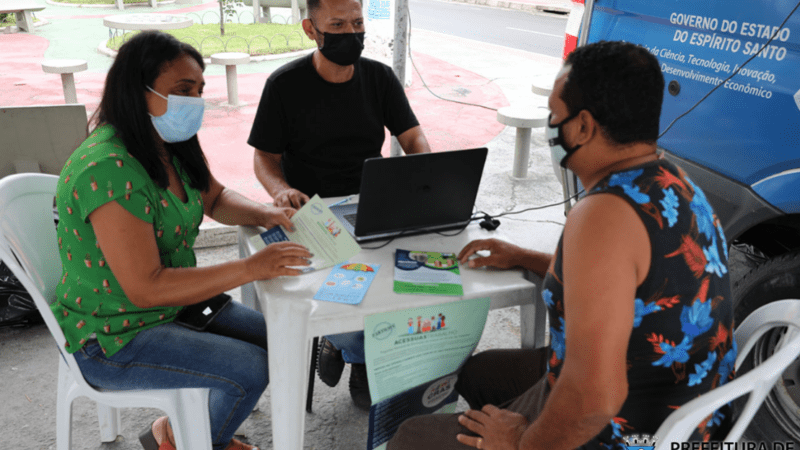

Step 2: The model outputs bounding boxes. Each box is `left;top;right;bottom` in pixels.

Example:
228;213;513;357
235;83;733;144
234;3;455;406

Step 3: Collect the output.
353;148;487;238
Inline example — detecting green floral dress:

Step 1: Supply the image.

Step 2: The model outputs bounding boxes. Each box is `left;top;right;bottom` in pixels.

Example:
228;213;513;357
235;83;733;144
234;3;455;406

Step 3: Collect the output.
53;124;204;357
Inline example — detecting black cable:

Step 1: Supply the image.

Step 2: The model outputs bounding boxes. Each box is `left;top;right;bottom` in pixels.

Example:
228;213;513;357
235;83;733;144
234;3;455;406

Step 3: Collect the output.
658;0;800;139
433;212;485;236
405;5;499;112
360;188;582;248
361;212;484;249
359;235;401;250
492;189;584;219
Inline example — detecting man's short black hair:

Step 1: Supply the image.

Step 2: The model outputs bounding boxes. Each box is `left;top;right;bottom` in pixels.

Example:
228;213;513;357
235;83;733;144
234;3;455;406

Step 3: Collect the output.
562;41;664;145
307;0;319;20
307;0;363;21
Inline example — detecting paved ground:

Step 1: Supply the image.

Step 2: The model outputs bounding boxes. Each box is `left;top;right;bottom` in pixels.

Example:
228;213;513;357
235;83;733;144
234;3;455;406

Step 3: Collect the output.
0;0;570;448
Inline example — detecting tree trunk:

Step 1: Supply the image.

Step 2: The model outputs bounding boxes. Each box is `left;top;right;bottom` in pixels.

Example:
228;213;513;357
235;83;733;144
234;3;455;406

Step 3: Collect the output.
219;0;225;36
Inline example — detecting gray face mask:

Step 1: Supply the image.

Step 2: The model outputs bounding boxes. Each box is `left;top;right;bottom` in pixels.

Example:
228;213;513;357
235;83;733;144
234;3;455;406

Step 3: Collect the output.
546;112;582;168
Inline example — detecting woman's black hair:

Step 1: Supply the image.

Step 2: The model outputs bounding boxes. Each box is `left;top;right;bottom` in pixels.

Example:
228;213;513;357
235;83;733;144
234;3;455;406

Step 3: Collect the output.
90;30;211;192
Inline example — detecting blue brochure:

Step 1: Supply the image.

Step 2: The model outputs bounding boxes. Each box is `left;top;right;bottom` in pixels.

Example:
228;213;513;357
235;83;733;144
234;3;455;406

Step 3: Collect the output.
314;262;381;305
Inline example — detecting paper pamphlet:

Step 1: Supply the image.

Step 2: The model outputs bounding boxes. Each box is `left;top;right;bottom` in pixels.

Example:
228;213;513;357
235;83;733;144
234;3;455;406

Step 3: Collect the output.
393;249;464;296
250;195;361;271
363;297;490;449
314;262;380;305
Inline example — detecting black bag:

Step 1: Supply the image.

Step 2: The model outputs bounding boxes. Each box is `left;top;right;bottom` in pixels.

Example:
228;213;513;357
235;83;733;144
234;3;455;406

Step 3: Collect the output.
0;262;43;328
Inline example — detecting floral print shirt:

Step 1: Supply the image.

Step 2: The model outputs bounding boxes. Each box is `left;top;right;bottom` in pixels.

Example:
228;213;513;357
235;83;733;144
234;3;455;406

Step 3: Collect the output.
541;159;736;447
52;124;204;358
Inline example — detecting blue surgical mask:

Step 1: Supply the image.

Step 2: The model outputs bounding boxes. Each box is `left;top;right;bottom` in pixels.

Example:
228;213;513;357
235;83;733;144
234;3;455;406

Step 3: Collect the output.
148;86;205;143
546;112;582;168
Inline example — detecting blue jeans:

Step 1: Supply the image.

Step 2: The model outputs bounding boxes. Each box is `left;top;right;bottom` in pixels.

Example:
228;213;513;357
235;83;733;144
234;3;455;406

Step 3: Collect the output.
74;301;268;450
325;331;365;364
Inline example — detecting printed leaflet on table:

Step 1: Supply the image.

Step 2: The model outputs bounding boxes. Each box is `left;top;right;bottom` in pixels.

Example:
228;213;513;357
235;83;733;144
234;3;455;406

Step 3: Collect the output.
393;249;463;296
314;262;380;305
250;195;361;271
363;297;490;450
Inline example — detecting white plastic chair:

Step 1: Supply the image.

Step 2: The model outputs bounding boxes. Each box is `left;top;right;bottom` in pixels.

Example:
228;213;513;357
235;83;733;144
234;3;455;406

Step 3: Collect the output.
655;299;800;448
0;173;212;450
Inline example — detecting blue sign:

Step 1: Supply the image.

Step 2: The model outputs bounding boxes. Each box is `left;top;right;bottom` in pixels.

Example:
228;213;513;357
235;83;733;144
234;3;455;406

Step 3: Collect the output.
368;0;390;20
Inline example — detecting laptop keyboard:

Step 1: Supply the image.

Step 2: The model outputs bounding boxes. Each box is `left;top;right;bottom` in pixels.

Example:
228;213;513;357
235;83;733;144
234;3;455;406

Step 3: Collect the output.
343;213;357;226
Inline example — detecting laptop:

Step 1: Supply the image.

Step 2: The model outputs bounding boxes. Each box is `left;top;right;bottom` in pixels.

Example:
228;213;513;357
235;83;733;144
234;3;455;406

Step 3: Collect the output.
330;148;488;242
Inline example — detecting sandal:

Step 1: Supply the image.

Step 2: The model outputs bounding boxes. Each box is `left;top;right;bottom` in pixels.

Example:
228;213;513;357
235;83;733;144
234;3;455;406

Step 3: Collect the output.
139;416;176;450
224;437;260;450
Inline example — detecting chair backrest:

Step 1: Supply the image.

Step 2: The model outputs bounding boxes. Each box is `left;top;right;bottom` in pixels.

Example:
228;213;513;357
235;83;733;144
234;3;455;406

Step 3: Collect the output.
0;105;87;177
654;299;800;447
0;173;77;367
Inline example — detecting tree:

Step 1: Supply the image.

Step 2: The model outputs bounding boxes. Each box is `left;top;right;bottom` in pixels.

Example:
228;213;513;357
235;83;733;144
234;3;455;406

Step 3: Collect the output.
218;0;241;36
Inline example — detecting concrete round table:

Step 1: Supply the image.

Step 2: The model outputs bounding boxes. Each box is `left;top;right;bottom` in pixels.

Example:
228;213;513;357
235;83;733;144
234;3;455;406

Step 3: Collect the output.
103;13;193;31
531;71;558;97
210;53;251;106
496;105;549;179
41;59;88;104
0;5;45;32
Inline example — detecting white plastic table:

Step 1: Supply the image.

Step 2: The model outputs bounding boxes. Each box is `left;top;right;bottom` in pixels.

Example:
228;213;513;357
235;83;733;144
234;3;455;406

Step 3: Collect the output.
237;203;546;450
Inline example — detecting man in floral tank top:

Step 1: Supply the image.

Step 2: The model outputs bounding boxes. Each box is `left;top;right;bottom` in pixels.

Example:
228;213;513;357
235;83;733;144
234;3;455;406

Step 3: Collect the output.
388;41;735;450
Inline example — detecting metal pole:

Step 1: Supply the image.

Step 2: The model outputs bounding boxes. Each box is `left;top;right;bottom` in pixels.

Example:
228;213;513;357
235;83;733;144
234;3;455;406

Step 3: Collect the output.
390;0;409;157
291;0;301;23
578;0;595;46
253;0;261;23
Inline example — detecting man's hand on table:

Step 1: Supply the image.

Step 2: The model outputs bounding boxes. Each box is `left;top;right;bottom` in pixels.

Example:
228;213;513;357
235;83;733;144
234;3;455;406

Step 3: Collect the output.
273;188;309;209
458;239;527;269
457;404;528;450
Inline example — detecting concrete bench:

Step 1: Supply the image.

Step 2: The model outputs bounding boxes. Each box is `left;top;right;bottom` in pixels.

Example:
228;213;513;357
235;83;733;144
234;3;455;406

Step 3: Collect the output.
0;104;88;177
497;105;549;179
115;0;157;11
0;4;45;32
42;59;88;104
243;0;307;23
210;53;250;106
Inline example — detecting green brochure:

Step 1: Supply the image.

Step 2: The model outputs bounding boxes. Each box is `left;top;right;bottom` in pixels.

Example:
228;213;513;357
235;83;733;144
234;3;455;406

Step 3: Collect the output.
393;249;463;296
250;195;361;271
363;297;490;450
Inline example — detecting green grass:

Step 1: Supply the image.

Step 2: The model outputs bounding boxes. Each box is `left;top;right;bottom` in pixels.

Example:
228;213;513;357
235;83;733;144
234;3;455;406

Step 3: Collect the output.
106;23;316;57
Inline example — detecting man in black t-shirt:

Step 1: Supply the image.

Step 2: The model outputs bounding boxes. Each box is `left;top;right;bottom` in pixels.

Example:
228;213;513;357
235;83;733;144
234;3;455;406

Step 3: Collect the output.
247;0;431;410
248;0;430;208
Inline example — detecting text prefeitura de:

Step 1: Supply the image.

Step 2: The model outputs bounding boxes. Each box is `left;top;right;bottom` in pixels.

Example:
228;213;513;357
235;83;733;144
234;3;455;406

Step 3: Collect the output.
672;442;795;450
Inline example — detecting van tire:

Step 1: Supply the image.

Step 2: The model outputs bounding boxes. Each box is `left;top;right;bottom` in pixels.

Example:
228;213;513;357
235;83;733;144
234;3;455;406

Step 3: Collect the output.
732;250;800;443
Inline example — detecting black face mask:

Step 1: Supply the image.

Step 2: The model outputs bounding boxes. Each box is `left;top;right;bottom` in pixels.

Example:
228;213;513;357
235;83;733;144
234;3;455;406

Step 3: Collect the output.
546;112;583;168
313;23;365;66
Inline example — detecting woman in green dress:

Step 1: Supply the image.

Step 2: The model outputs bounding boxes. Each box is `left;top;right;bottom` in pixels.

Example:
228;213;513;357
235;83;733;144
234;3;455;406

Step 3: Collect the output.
52;31;311;450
